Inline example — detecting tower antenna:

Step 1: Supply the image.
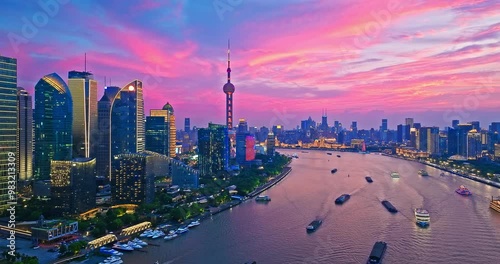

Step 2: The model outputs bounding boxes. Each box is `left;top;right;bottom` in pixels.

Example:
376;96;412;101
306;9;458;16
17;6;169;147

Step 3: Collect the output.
227;39;231;83
84;53;87;72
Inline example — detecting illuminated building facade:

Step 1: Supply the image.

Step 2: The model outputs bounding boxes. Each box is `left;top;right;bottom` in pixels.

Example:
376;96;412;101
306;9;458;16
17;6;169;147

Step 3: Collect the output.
148;102;176;157
111;153;156;204
267;132;276;156
198;123;229;177
50;158;96;214
17;87;33;182
34;73;73;181
467;129;481;159
110;80;144;179
68;71;97;158
0;56;17;211
96;86;120;178
416;127;440;155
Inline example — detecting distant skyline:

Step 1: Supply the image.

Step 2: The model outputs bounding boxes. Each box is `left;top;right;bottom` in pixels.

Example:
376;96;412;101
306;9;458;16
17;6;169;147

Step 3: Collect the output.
1;0;499;129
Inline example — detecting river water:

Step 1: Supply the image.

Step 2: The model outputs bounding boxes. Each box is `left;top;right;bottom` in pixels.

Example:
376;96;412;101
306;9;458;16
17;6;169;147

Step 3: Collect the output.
122;150;500;264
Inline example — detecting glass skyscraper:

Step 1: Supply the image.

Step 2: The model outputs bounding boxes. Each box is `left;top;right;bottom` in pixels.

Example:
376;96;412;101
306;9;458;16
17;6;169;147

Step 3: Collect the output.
96;86;120;178
145;116;168;155
198;123;229;177
0;55;17;212
17;87;33;182
110;80;144;177
68;71;97;158
34;73;73;181
149;102;176;157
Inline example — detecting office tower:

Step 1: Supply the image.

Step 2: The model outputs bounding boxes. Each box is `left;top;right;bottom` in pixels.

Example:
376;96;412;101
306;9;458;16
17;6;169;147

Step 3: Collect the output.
110;80;145;176
223;40;235;129
111;153;156;204
448;124;473;157
468;121;480;131
96;86;120;178
68;71;97;158
439;132;448;155
184;118;191;133
259;126;269;142
416;127;440;155
50;158;96;215
351;121;358;138
149;102;176;157
321;109;328;130
198;123;229;177
495;144;500;160
0;56;17;212
409;128;418;148
380;119;388;142
490;122;500;133
17;87;33;182
405;118;414;128
145;116;168;155
452;120;459;129
381;119;388;131
397;124;408;143
413;123;421;130
171;158;199;188
267;132;276;156
467;130;481;159
334;121;340;133
34;73;73;181
272;125;283;135
237;119;248;133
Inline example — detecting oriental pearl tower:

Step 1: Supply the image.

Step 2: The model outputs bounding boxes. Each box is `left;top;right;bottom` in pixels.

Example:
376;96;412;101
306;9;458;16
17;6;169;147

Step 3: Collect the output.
223;39;235;130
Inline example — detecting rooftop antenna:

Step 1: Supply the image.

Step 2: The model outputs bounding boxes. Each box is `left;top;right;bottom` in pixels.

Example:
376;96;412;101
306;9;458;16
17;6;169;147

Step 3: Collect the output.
84;53;87;72
104;76;107;87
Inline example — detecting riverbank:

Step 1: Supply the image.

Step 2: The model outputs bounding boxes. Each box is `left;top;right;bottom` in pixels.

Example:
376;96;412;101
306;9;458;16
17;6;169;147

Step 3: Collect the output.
383;153;500;188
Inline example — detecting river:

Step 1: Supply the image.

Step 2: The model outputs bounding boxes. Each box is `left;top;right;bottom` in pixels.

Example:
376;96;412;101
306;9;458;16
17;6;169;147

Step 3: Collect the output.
121;150;500;264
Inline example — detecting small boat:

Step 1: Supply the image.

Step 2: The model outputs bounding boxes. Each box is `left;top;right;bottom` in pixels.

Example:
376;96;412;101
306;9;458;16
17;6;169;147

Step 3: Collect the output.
127;241;142;249
455;185;472;196
390;172;400;178
99;247;123;256
418;170;429;176
301;151;308;153
327;153;333;155
366;241;387;264
187;220;201;228
365;176;373;183
164;233;178;240
255;195;271;202
440;172;445;176
337;155;341;158
132;238;147;246
490;197;500;213
102;256;123;264
177;227;189;234
112;243;134;252
331;168;338;174
381;200;398;213
306;219;322;232
335;194;350;204
414;208;430;227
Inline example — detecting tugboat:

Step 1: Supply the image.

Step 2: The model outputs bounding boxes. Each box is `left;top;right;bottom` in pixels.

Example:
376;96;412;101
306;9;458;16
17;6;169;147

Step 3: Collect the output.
365;176;373;183
414;208;430;227
455;185;472;196
335;194;351;205
490;197;500;213
366;241;387;264
381;200;398;213
255;195;271;202
331;168;338;174
306;219;322;232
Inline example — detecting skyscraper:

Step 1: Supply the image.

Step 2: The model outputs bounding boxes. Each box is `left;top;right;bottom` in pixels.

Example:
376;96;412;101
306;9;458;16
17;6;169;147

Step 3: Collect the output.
184;118;191;133
68;71;97;158
34;73;73;181
198;123;229;177
50;158;96;214
416;127;440;155
145;116;168;155
467;129;481;159
321;109;328;131
17;87;33;182
96;86;120;177
267;132;276;156
405;118;414;128
110;80;144;178
452;120;459;129
223;40;235;130
149;102;176;157
0;56;17;212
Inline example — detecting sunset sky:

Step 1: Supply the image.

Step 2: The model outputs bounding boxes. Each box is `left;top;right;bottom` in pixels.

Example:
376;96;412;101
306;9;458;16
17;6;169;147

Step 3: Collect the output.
1;0;499;129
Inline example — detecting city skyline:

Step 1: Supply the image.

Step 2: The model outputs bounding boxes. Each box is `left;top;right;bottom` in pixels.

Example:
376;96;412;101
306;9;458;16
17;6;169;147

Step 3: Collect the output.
0;0;499;129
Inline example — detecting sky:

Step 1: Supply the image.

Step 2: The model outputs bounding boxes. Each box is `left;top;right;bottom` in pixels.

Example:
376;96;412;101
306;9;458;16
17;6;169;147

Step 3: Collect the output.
1;0;499;130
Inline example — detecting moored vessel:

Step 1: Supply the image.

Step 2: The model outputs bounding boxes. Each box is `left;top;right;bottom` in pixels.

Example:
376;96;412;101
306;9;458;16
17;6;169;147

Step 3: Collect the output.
414;208;430;227
255;195;271;202
390;172;400;178
337;155;341;158
381;200;398;213
455;185;472;196
418;170;429;176
331;168;338;174
335;194;351;204
490;197;500;213
366;241;387;264
365;176;373;183
306;219;322;232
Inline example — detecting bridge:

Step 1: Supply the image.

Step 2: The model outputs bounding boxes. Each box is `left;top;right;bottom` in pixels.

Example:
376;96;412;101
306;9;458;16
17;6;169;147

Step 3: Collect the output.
87;234;117;249
119;221;151;236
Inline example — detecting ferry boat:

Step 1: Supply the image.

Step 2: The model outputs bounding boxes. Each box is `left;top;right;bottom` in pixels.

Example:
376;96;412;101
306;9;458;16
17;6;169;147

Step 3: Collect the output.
331;168;338;174
490;197;500;213
366;241;387;264
187;220;201;228
255;195;271;202
335;194;351;204
306;219;322;232
337;155;341;158
418;170;429;176
414;208;430;227
455;185;472;196
390;172;400;178
381;200;398;213
365;176;373;183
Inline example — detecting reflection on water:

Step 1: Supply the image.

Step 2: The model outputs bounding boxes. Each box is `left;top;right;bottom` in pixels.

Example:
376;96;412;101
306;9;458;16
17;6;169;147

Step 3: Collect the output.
123;150;500;264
